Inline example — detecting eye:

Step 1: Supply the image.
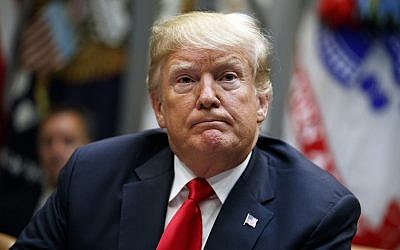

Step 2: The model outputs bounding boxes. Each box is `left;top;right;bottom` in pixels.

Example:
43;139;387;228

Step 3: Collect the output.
177;75;195;84
41;138;52;147
220;72;238;82
217;72;241;90
63;136;75;146
219;72;238;82
173;75;197;93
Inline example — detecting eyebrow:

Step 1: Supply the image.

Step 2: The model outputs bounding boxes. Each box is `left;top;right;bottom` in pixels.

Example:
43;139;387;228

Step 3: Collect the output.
214;56;244;66
168;61;196;76
213;57;245;71
167;55;248;76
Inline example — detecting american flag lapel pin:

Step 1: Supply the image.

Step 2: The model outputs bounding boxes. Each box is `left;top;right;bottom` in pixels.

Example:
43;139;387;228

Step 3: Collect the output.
243;213;258;228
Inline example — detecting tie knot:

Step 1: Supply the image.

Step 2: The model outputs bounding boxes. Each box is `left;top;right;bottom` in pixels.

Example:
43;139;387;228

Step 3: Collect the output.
186;178;215;202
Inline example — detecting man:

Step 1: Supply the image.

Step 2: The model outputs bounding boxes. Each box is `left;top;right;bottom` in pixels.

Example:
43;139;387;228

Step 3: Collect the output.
0;105;92;247
36;106;92;209
11;12;360;249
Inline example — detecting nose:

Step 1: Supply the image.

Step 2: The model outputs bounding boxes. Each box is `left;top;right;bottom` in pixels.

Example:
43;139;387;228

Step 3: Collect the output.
196;74;221;109
49;140;68;159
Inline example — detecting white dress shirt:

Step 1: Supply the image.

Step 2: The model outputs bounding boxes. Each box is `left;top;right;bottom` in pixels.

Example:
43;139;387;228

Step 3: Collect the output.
164;153;251;249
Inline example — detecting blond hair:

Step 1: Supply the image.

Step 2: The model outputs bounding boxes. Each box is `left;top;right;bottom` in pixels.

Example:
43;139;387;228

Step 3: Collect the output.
147;11;272;99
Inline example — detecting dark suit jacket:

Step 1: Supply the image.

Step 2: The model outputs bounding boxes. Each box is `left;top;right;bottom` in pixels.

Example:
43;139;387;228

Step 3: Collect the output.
11;129;360;249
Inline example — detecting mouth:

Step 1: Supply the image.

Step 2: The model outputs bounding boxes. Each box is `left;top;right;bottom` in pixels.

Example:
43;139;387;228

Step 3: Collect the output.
191;117;231;129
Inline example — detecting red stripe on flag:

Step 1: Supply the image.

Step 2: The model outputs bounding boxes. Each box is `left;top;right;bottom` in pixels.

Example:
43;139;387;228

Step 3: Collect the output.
288;63;342;181
20;15;62;71
289;61;400;249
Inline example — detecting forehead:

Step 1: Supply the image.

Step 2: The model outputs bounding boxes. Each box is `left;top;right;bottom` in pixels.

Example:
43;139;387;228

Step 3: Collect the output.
40;112;84;135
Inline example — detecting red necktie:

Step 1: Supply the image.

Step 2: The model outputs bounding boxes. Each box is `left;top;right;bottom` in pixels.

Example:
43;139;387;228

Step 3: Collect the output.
157;178;215;250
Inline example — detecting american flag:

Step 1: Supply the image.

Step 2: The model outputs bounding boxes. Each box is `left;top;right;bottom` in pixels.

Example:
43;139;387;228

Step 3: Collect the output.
285;5;400;248
20;2;76;72
243;213;258;228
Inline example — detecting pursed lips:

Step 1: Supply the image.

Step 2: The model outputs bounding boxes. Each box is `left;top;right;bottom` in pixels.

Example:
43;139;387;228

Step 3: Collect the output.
190;116;231;128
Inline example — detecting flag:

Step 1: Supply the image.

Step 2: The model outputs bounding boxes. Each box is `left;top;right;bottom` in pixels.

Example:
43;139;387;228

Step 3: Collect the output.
284;4;400;249
243;213;258;228
20;1;77;72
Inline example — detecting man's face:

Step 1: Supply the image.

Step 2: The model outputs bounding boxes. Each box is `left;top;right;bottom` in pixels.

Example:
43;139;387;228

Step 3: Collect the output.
151;48;268;175
38;112;89;187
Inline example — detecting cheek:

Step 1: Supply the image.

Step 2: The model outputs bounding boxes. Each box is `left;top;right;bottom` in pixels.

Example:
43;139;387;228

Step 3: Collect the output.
39;147;51;160
164;96;194;122
226;93;258;121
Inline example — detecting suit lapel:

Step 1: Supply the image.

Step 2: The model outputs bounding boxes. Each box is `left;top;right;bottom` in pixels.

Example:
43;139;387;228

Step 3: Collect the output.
118;148;174;250
205;148;274;249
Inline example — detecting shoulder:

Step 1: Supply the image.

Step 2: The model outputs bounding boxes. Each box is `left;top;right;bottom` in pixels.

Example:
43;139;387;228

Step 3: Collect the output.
59;129;170;185
254;135;360;247
255;134;354;200
74;129;169;164
256;135;317;172
80;128;169;155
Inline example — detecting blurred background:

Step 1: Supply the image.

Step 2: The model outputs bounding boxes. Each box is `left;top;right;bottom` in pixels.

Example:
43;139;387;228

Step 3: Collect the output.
0;0;399;249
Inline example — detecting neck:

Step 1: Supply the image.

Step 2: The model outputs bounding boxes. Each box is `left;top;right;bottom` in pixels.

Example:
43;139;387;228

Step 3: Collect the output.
177;147;253;178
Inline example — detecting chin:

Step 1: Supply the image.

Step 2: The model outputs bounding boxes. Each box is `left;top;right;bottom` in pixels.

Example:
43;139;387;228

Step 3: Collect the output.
196;129;236;151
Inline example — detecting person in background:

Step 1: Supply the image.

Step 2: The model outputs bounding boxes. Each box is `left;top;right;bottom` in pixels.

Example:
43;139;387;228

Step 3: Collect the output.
36;105;92;209
0;105;91;249
11;11;360;249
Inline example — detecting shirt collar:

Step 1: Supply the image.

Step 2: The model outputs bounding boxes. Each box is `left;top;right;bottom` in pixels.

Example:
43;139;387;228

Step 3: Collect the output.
169;152;251;203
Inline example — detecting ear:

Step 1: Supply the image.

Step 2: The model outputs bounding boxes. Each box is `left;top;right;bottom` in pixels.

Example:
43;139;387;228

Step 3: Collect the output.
256;93;269;124
150;91;166;128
